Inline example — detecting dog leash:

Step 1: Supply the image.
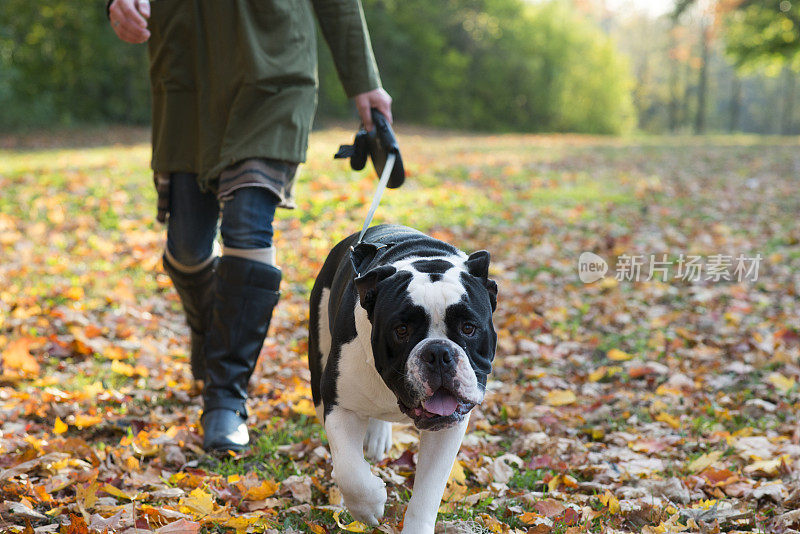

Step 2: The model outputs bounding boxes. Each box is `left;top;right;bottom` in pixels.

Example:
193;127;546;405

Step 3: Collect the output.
334;109;406;274
357;151;396;243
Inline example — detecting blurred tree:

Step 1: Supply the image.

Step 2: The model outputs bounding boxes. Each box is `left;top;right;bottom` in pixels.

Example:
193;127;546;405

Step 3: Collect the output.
674;0;800;133
0;1;150;128
322;0;636;133
676;0;800;65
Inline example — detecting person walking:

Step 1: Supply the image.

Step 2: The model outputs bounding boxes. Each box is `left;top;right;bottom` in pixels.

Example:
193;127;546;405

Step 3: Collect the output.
107;0;392;452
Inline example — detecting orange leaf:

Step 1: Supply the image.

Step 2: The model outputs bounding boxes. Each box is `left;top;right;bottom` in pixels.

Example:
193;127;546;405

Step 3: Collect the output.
2;337;40;376
63;514;89;534
74;414;103;429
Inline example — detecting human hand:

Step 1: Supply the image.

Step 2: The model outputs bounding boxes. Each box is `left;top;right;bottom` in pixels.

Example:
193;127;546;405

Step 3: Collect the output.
354;88;392;131
109;0;151;44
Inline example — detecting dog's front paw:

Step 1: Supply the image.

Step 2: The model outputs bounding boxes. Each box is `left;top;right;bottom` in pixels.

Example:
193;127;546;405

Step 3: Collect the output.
341;474;387;525
363;418;392;462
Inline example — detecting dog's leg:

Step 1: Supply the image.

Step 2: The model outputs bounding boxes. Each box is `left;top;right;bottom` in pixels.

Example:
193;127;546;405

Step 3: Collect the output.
326;406;387;525
364;418;392;462
402;415;470;534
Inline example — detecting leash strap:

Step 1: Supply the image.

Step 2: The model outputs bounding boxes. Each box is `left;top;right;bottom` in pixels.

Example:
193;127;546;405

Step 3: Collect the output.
357;152;396;244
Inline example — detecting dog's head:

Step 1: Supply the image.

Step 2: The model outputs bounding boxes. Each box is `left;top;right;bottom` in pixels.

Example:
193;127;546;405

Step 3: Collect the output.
355;250;497;431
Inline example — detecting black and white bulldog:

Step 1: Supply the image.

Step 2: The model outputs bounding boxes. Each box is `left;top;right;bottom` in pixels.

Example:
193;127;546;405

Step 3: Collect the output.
308;224;498;533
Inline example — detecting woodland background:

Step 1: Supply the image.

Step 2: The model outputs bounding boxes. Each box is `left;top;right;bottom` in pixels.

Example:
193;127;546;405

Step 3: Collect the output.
1;0;799;135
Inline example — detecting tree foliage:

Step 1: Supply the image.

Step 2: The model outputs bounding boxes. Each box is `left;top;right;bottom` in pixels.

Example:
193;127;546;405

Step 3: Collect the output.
674;0;800;68
0;1;150;128
322;0;635;133
1;0;635;134
725;1;800;67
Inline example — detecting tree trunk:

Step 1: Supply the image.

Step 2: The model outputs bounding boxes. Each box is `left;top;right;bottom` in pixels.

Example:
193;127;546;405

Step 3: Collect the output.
668;28;679;132
682;62;692;131
695;23;710;134
729;74;741;133
781;67;796;135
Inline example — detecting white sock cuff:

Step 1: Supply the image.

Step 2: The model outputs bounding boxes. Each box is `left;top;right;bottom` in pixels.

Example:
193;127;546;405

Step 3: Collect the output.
164;241;221;274
222;246;277;267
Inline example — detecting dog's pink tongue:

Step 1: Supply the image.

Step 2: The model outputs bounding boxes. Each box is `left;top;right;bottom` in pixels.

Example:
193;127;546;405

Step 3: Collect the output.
423;390;459;416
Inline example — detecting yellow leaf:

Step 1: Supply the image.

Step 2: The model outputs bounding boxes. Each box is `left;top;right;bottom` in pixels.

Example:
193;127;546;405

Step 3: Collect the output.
179;488;215;517
76;481;99;511
242;479;279;500
74;414;103;429
224;516;260;534
687;451;723;473
588;367;607;382
448;460;466;485
767;373;796;394
333;509;367;532
607;348;633;361
306;523;327;534
292;398;318;417
655;412;681;429
101;483;134;501
54;417;68;435
111;360;136;377
64;286;84;300
227;474;241;484
479;514;506;533
547;475;561;493
599;490;620;514
546;390;576;406
656;385;683;396
744;457;785;477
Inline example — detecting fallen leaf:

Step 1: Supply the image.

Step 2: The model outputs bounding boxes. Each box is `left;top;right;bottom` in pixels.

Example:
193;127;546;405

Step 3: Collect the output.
688;451;723;473
655;412;681;429
53;417;68;435
333;509;367;532
178;488;215;517
767;373;795;393
1;337;40;376
607;348;633;361
546;390;576;406
155;518;202;534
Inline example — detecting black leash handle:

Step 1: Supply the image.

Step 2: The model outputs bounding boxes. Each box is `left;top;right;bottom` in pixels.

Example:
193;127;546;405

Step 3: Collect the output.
371;109;399;154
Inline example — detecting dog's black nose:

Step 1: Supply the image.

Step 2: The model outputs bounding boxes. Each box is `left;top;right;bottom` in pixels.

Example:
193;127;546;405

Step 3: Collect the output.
422;341;456;373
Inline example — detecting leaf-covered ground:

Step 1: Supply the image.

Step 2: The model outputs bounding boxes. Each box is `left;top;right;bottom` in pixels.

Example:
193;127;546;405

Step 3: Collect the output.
1;128;799;534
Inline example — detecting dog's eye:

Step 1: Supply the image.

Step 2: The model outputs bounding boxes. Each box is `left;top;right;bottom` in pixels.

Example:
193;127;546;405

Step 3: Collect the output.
461;323;477;336
394;324;409;341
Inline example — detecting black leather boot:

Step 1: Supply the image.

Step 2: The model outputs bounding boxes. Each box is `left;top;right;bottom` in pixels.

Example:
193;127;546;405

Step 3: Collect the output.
162;254;217;381
201;256;281;452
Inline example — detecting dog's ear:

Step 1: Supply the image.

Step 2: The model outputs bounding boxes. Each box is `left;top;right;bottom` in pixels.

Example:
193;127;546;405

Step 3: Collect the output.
465;250;491;279
354;265;397;315
465;250;497;312
350;242;394;276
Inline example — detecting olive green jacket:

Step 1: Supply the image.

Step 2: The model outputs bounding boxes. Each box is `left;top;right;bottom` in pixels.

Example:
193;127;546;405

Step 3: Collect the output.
146;0;382;191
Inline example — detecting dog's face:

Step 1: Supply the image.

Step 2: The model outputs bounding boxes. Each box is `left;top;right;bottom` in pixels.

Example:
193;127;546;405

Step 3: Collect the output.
355;251;498;431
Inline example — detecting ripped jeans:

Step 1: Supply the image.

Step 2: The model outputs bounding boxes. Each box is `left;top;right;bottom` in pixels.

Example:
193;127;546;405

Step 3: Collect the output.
165;172;279;267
